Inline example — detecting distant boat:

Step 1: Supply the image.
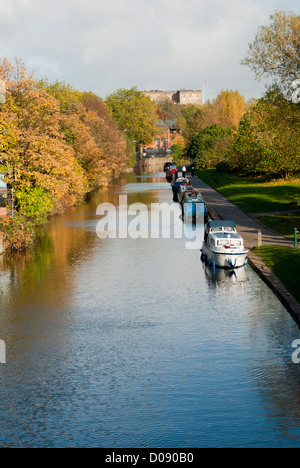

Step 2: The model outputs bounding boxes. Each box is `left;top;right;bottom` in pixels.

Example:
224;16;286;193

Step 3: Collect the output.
201;221;248;269
171;171;183;185
166;166;177;182
177;184;194;203
172;178;190;201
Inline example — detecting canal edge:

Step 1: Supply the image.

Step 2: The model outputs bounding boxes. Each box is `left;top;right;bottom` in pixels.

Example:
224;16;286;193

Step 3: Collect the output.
206;203;300;329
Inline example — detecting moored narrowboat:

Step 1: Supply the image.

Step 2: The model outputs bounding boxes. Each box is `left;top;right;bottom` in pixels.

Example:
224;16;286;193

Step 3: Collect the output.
182;191;208;220
178;184;194;203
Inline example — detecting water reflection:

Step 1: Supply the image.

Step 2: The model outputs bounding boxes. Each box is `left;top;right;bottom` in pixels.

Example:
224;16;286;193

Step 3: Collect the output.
0;172;300;448
203;263;249;287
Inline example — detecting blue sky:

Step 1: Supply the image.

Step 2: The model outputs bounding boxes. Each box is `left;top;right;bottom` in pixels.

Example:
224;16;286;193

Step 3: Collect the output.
0;0;299;101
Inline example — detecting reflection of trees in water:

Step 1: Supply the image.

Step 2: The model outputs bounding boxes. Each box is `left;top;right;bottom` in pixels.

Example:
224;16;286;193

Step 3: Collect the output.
0;172;163;320
0;197;98;314
245;307;300;444
0;171;165;375
0;192;100;365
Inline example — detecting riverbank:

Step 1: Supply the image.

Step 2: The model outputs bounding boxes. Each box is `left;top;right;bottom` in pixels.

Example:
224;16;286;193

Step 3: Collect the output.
187;170;300;328
196;169;300;214
0;156;169;254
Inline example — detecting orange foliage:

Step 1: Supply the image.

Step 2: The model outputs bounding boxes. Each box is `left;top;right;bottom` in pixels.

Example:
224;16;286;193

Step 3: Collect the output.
0;58;130;220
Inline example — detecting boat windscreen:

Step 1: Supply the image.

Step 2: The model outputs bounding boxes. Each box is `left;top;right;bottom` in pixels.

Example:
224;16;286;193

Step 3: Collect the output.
208;220;236;231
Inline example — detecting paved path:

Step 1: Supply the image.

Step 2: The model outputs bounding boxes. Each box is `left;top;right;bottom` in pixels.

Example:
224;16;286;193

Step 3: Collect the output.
187;174;296;249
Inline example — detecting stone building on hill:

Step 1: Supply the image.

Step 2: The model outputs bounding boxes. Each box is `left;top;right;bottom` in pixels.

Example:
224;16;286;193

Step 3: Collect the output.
143;89;202;105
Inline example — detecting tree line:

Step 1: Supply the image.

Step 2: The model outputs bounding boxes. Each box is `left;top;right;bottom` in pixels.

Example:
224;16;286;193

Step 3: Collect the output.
0;58;138;218
0;60;161;250
0;10;298;250
0;59;142;250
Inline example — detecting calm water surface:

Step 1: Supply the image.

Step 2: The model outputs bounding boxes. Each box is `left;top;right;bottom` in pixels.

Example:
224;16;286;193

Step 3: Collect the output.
0;172;300;448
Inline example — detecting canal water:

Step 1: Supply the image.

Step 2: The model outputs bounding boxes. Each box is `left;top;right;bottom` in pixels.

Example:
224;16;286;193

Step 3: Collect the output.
0;172;300;448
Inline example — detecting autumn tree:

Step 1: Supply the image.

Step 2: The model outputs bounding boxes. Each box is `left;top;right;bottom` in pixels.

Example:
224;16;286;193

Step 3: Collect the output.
213;90;246;129
80;92;134;175
178;105;206;143
2;76;88;216
179;90;246;149
40;82;132;189
241;11;300;99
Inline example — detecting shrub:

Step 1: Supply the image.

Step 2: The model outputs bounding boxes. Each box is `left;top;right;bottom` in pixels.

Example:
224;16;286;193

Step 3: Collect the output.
0;213;36;252
15;187;54;224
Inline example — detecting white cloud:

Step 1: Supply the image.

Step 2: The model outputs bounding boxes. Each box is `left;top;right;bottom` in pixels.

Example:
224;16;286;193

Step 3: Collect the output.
83;20;135;64
0;0;299;99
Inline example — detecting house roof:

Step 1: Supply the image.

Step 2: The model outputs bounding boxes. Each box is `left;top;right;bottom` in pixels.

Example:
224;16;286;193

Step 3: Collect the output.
157;119;176;129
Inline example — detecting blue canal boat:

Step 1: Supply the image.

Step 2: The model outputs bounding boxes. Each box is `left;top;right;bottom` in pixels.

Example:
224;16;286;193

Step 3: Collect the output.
182;191;208;219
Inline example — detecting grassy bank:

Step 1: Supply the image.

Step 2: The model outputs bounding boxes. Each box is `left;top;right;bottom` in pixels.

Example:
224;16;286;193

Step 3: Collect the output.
256;214;300;240
197;169;300;213
253;246;300;303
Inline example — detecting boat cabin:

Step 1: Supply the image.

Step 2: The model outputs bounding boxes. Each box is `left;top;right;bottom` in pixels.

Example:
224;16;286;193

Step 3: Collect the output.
184;192;205;204
204;221;243;248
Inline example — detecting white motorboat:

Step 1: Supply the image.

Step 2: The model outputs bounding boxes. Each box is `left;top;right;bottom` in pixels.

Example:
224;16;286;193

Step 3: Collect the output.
201;221;248;269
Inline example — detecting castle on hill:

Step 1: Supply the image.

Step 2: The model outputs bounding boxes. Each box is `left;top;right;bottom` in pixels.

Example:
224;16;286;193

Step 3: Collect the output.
143;89;202;105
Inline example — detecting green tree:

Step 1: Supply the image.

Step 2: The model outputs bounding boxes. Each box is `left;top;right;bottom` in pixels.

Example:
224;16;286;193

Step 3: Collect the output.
105;87;158;149
187;125;234;170
178;104;207;143
231;90;300;177
15;186;54;222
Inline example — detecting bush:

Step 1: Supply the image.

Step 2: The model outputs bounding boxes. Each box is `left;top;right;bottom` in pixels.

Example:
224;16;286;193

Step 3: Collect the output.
216;160;234;173
170;144;183;158
15;187;54;224
0;213;36;252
